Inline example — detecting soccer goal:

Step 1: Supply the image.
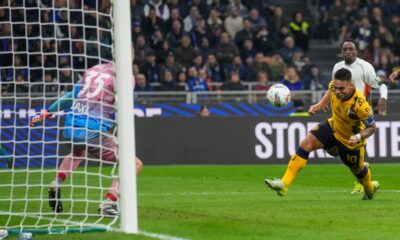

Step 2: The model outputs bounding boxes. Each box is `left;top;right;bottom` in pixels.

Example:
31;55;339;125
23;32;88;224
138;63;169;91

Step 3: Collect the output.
0;0;137;235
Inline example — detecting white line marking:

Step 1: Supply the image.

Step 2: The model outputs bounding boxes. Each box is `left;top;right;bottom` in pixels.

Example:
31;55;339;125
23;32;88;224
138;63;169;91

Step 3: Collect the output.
1;212;190;240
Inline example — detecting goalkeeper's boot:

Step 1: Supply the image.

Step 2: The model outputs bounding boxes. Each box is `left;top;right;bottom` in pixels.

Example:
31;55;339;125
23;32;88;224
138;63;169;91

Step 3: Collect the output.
48;182;63;213
351;162;370;194
362;181;380;200
264;178;287;196
351;181;364;194
98;199;118;217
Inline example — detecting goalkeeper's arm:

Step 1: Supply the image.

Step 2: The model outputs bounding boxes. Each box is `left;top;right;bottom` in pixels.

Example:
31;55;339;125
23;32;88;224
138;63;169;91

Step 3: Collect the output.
30;91;73;126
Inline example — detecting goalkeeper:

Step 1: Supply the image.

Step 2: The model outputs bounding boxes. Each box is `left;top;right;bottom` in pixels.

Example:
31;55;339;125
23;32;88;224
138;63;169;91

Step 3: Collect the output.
30;62;142;216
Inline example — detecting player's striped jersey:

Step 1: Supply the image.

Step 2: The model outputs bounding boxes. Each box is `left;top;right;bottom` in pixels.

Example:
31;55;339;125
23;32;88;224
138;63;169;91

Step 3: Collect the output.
327;81;375;149
65;63;134;132
332;58;381;100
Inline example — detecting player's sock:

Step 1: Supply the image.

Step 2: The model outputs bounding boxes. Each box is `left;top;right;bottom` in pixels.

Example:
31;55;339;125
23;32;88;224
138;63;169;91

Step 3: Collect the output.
355;166;374;194
55;152;84;184
105;178;119;201
282;147;309;188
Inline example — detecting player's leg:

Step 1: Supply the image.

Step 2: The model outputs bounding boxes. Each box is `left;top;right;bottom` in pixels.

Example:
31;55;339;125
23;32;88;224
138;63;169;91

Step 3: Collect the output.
351;161;370;194
265;121;334;196
48;128;89;212
337;144;379;200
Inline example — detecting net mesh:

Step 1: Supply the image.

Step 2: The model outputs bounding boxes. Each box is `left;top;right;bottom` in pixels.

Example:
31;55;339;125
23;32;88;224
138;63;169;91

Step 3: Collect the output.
0;0;119;232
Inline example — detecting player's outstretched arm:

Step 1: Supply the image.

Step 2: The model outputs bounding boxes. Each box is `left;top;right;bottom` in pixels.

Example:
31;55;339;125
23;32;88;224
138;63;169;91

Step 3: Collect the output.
308;90;331;115
389;69;400;84
30;91;73;126
377;82;387;115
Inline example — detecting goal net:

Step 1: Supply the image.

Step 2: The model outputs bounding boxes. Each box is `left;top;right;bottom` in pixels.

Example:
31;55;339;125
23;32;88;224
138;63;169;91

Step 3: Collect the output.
0;0;134;234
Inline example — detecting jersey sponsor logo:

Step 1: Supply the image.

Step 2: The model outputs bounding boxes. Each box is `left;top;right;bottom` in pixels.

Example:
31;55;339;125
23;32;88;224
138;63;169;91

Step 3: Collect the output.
71;102;88;114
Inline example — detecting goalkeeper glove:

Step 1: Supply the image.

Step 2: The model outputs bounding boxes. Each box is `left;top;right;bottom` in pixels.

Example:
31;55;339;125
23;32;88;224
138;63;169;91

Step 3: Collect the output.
30;109;52;126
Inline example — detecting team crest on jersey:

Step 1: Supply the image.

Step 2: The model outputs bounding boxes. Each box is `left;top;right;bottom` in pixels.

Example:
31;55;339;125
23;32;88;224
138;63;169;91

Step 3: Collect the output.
346;105;359;119
357;97;364;106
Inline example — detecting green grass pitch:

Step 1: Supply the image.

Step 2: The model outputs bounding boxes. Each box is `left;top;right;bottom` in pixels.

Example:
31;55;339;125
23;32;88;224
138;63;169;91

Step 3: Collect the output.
1;163;400;239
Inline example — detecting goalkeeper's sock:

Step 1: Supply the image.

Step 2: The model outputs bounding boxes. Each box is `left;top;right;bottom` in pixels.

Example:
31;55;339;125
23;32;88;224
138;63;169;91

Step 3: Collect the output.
105;178;119;201
56;152;84;183
356;166;374;194
282;147;309;188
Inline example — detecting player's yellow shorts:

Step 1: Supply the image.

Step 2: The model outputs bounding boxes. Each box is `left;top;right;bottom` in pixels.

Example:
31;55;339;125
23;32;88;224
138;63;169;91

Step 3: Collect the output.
310;121;365;169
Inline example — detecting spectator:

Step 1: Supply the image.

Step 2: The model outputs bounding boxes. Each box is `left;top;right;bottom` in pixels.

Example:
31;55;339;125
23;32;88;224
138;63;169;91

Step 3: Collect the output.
192;54;204;70
183;6;200;32
328;0;346;43
253;71;271;91
189;17;209;48
228;55;247;81
149;26;164;51
159;70;182;91
140;51;161;83
240;38;256;64
224;6;243;38
350;15;372;51
134;34;152;64
208;23;224;48
234;18;254;48
131;0;145;21
248;8;267;33
292;51;310;75
175;34;198;68
207;8;223;27
198;68;214;90
302;65;326;91
274;25;292;49
144;0;170;21
198;37;213;58
289;12;310;51
186;66;208;91
220;71;245;91
9;74;29;93
278;36;303;65
204;53;225;83
165;7;182;33
160;51;182;80
177;70;188;90
135;74;153;92
142;6;165;39
281;65;302;91
375;24;395;48
268;54;286;82
198;105;211;117
166;19;184;48
247;52;270;82
215;32;240;67
156;40;172;64
254;26;274;55
269;6;287;39
227;0;248;18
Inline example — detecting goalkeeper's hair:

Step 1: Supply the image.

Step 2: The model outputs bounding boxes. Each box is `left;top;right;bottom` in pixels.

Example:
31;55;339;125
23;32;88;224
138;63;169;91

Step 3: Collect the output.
334;68;352;82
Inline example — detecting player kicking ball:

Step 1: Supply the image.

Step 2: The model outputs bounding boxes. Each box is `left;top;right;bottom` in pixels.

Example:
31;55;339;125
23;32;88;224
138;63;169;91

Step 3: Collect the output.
265;68;379;200
30;62;142;216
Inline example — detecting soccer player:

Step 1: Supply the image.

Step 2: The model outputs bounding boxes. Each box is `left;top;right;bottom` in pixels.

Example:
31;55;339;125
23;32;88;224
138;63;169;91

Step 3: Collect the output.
309;39;388;194
265;68;380;200
30;62;142;216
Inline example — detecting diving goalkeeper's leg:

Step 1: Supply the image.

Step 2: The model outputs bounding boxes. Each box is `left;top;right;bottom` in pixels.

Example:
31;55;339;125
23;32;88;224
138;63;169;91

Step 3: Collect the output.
99;158;143;217
49;150;85;213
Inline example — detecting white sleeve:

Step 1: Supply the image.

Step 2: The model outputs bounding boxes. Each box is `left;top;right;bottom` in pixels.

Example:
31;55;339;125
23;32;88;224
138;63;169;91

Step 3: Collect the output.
364;63;379;89
332;63;339;79
379;82;388;99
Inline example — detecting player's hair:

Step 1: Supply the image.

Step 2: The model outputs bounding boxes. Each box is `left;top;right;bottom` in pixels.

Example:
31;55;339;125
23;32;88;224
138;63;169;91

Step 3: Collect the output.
334;68;352;81
341;39;359;50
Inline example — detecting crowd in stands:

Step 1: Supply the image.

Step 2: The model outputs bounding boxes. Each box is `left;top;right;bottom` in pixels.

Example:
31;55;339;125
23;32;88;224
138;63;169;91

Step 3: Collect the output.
1;0;400;95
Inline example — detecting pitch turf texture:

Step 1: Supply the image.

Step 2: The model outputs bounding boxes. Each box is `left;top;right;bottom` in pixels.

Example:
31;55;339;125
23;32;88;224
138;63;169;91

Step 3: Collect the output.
1;164;400;240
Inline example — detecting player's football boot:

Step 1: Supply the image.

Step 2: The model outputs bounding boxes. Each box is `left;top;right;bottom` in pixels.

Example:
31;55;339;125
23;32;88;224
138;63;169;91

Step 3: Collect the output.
351;162;370;194
264;178;287;196
48;183;63;213
351;181;364;194
362;181;380;200
98;199;118;217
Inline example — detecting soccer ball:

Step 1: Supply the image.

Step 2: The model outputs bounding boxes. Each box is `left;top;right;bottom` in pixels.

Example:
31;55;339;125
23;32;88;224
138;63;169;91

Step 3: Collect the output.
266;84;291;107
